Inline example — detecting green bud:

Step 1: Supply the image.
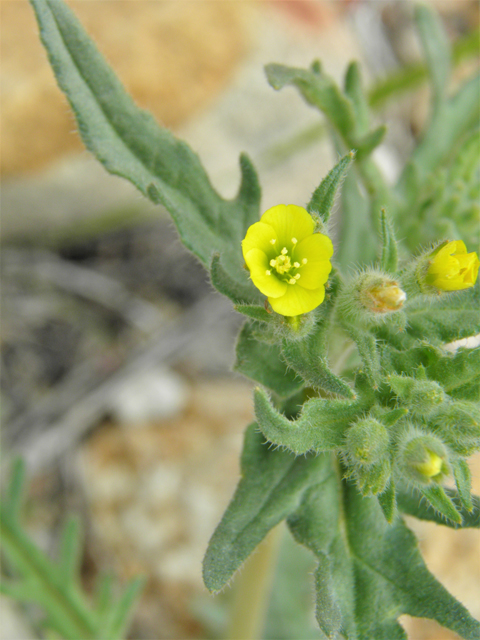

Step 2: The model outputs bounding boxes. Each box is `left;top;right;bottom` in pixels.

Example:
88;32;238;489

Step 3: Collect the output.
336;269;406;329
397;431;449;485
388;375;445;417
428;401;480;456
355;460;391;496
345;418;390;466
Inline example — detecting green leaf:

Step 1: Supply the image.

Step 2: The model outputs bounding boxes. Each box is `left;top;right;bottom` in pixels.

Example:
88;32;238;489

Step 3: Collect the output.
288;475;480;639
234;321;303;398
354;125;387;163
254;387;362;455
420;484;462;524
6;458;26;522
99;577;145;640
306;151;355;224
377;481;397;523
347;327;381;387
415;4;451;107
404;284;480;344
345;61;369;135
59;517;82;584
210;254;262;306
234;304;275;324
451;458;473;512
426;347;480;396
379;208;398;273
202;424;331;592
265;62;356;141
29;0;260;287
397;73;480;196
397;486;480;529
337;168;377;268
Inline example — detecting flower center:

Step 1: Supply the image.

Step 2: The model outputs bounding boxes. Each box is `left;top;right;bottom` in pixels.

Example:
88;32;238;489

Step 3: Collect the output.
265;241;308;285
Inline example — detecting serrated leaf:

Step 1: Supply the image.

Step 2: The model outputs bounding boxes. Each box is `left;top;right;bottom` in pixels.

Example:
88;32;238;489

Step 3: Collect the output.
234;321;303;397
254;387;362;455
415;4;451;107
29;0;260;288
202;424;330;592
397;486;480;529
306;151;355;224
379;208;398;273
59;517;82;584
6;458;26;522
99;577;145;640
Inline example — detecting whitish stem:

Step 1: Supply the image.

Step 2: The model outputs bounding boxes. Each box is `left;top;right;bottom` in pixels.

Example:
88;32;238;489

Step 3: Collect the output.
226;524;284;640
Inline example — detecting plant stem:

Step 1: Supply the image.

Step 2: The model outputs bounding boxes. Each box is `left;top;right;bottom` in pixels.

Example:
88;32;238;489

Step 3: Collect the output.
226;524;284;640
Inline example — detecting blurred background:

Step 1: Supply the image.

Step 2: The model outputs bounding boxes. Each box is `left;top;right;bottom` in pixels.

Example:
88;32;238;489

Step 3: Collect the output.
1;1;479;638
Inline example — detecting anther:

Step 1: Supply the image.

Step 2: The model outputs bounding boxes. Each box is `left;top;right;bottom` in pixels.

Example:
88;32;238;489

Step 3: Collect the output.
270;238;276;244
288;278;297;285
302;258;308;264
281;247;288;255
293;262;300;268
295;274;301;280
270;259;276;267
291;237;297;244
265;270;271;276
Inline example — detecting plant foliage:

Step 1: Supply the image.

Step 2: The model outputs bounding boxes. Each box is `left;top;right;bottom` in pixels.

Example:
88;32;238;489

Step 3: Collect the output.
22;0;480;637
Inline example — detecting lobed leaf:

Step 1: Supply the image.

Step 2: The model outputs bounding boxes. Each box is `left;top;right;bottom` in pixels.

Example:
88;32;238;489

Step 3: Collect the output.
415;4;451;107
379;208;399;273
254;387;362;455
29;0;261;288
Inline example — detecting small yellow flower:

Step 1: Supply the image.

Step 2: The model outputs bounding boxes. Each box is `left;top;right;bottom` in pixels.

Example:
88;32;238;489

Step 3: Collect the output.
426;240;479;291
415;450;443;480
242;204;333;316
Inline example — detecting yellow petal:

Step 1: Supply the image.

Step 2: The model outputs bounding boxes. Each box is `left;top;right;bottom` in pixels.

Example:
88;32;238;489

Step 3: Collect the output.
268;283;326;316
295;234;333;289
245;248;288;298
261;204;315;248
242;222;278;261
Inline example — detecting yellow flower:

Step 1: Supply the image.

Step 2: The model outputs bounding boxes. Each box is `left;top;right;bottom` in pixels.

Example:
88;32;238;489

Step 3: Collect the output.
426;240;479;291
415;450;443;480
242;204;333;316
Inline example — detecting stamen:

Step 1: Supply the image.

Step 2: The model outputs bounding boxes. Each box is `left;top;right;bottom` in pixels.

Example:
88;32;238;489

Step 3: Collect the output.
281;247;288;255
293;262;300;268
270;238;276;244
294;273;301;280
302;258;308;264
270;259;276;267
288;278;297;285
291;237;297;244
265;270;271;276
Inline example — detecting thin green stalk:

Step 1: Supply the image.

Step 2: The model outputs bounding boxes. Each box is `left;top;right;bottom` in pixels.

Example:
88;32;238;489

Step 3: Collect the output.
226;524;284;640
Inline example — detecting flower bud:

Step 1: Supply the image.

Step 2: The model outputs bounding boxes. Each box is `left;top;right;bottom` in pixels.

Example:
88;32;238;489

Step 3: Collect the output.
388;375;445;417
345;418;390;466
429;401;480;456
402;240;479;297
397;431;449;484
337;270;406;328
